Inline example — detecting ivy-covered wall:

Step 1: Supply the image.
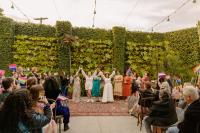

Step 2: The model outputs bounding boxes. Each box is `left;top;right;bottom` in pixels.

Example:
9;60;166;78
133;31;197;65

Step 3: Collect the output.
0;15;199;80
71;39;113;73
0;17;14;74
14;22;56;37
165;27;200;69
112;27;126;74
56;21;72;74
13;35;58;69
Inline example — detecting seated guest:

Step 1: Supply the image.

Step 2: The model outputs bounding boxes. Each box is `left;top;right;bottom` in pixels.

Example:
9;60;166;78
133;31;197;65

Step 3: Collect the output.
30;85;57;132
176;86;200;133
144;89;178;133
138;81;155;108
43;76;70;131
27;77;38;90
0;89;52;133
0;77;15;104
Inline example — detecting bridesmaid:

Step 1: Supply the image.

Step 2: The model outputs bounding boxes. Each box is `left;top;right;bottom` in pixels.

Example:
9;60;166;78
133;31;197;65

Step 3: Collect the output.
123;72;132;98
72;68;81;102
114;71;123;99
92;71;101;102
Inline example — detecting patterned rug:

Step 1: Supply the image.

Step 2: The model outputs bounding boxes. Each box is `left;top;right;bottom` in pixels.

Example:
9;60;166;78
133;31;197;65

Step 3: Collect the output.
68;98;129;116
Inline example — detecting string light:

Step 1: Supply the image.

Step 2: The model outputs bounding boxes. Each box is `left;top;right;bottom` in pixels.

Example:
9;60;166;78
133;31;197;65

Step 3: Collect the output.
92;0;97;28
167;16;170;22
11;2;14;9
9;0;31;22
147;0;195;32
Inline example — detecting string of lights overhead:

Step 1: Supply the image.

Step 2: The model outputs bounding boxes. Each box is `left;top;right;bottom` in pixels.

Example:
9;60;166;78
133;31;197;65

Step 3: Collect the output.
52;0;61;20
147;0;197;32
9;0;31;22
121;0;140;26
92;0;97;28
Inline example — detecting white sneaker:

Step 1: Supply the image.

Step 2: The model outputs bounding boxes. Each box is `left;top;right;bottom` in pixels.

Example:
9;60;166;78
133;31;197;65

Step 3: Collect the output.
91;99;94;103
86;99;90;103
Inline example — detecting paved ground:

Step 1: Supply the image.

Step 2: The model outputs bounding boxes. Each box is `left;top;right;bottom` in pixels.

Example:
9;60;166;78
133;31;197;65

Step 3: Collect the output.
62;116;145;133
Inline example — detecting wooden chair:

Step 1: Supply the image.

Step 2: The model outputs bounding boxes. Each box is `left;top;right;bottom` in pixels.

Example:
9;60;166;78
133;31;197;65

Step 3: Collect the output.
137;96;155;130
152;125;169;133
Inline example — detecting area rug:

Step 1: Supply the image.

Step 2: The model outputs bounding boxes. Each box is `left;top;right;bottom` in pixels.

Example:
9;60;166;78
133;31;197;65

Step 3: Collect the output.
68;98;129;116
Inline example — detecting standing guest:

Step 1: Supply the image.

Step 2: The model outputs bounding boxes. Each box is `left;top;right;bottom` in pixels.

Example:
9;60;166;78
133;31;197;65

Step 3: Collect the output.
141;72;151;90
60;72;70;97
123;73;132;98
16;66;27;88
0;89;52;133
81;68;97;102
0;78;15;104
43;76;70;131
113;71;123;99
99;69;115;103
177;86;200;133
72;68;81;102
92;73;101;102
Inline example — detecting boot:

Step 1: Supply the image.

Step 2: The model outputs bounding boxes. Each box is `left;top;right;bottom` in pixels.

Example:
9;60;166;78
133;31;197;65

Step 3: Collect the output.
64;123;69;131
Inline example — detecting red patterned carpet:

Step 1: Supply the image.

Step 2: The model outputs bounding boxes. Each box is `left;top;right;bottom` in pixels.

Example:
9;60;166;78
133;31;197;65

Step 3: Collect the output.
68;98;129;116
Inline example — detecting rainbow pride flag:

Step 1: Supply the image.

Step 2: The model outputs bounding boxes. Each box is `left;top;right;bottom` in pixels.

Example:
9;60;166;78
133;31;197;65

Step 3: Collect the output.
18;77;27;85
9;64;17;71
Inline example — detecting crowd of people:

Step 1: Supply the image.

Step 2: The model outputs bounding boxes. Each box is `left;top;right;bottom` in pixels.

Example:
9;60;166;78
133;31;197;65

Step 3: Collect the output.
0;65;200;133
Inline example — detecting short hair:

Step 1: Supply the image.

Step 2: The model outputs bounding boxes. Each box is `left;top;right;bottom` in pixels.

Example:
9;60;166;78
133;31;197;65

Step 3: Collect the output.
145;81;151;89
183;86;199;101
2;78;14;90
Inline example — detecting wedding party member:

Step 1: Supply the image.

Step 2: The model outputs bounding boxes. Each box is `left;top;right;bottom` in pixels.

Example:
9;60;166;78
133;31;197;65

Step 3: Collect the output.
99;69;115;103
81;68;97;102
141;72;151;90
72;68;81;103
113;71;123;98
92;74;101;101
123;73;132;97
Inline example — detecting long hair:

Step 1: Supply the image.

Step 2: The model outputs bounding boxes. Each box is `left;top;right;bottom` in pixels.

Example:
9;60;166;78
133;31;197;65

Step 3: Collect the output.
30;85;44;105
27;77;37;90
43;76;60;100
0;89;32;133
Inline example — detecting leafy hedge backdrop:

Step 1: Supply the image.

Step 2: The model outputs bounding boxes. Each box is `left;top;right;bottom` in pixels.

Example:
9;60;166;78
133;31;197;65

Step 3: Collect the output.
13;35;58;69
0;16;14;75
0;12;199;80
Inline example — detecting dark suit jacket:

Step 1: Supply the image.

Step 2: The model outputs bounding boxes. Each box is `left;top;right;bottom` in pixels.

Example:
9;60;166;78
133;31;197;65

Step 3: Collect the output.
178;99;200;133
146;97;178;126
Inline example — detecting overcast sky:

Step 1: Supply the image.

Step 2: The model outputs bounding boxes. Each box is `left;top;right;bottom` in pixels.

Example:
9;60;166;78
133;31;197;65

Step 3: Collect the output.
0;0;200;32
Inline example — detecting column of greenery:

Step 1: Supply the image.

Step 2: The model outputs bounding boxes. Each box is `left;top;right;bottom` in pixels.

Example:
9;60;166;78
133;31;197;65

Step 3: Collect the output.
112;26;126;74
56;21;72;75
0;16;14;75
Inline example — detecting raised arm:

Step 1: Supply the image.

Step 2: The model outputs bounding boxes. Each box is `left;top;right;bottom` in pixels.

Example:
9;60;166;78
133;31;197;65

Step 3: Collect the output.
109;71;115;79
99;71;105;79
81;69;88;78
75;68;81;76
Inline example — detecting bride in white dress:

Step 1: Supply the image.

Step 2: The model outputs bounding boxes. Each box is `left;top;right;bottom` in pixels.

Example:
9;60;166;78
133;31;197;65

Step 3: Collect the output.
99;69;115;103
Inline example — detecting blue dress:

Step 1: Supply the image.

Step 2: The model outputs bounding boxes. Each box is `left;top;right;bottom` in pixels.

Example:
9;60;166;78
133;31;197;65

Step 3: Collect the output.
92;77;101;97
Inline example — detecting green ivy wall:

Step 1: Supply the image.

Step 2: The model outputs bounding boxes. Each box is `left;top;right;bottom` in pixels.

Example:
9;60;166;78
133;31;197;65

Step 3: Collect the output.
0;16;199;80
0;17;14;74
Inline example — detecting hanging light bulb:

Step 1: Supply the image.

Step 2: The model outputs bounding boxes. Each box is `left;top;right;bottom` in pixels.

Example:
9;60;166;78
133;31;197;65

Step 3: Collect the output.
94;10;96;14
151;28;154;32
11;2;14;9
193;0;196;3
167;16;170;22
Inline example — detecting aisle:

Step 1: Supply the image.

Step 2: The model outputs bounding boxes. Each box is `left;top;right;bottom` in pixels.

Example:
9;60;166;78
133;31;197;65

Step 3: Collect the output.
65;116;145;133
68;97;129;116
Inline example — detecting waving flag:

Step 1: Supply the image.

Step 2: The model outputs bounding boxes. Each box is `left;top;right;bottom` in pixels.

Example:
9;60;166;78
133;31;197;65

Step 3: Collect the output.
18;77;27;84
9;64;17;71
